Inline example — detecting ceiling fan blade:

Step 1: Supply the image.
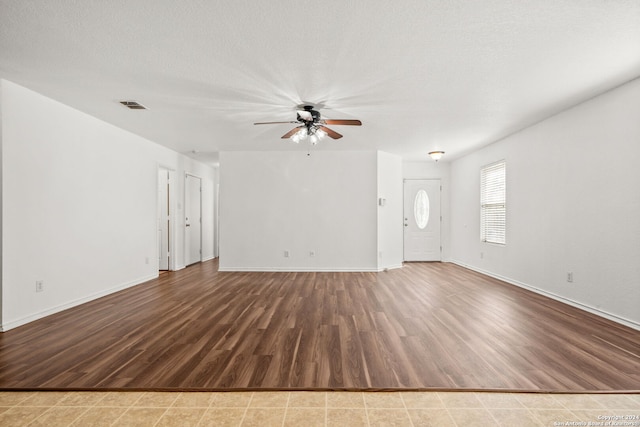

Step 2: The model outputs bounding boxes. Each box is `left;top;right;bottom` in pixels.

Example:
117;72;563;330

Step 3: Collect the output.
254;121;299;125
281;126;303;139
319;126;343;139
323;119;362;126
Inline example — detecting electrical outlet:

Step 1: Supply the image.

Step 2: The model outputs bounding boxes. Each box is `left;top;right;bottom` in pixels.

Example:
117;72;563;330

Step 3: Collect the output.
284;250;290;258
567;272;573;283
145;257;149;264
480;252;484;259
36;280;44;293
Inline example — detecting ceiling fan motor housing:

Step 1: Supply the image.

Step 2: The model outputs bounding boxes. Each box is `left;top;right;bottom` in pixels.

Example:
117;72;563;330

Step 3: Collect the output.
297;106;321;123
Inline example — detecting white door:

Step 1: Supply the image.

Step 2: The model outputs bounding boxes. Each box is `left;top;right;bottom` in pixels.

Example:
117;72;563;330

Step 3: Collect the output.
157;169;170;270
185;174;202;266
403;179;441;261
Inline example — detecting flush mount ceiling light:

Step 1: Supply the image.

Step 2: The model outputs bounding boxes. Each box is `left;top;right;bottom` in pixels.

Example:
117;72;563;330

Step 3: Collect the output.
254;105;362;145
428;151;445;161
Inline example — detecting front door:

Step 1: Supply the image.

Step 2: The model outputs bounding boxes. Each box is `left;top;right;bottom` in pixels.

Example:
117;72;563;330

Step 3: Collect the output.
185;174;202;266
403;179;441;261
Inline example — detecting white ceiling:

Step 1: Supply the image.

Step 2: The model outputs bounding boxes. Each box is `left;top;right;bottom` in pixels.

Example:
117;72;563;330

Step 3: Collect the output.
1;1;639;164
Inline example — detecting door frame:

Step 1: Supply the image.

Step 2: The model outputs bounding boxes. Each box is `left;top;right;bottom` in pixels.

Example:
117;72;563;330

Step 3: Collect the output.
157;165;177;271
184;173;203;266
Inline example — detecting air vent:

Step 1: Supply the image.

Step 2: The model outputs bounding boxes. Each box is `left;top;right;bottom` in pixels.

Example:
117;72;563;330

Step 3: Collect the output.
119;101;147;110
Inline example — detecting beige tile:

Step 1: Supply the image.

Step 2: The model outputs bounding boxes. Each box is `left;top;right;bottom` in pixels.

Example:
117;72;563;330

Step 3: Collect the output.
367;408;412;426
249;391;289;407
116;407;167;426
529;409;577;426
95;391;146;407
172;392;214;407
18;391;68;406
211;392;253;408
364;392;405;408
0;392;34;406
0;406;49;426
283;408;325;427
327;408;368;427
198;407;245;426
58;391;106;406
449;408;497;427
407;408;456;426
29;406;89;426
133;392;179;407
287;391;326;407
490;408;543;427
400;392;444;409
515;393;564;409
156;407;206;427
327;392;365;408
438;392;484;408
241;408;285;426
476;392;525;409
554;394;606;410
588;394;640;410
70;407;128;427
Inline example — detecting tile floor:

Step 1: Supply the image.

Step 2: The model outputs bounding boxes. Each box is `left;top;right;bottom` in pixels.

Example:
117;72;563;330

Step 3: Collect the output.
0;391;638;426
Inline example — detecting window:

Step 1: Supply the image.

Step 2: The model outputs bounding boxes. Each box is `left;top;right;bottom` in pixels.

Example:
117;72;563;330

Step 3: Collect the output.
414;189;430;229
480;160;506;244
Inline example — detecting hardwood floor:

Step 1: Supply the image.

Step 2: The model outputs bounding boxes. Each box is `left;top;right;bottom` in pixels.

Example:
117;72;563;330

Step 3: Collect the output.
0;260;638;392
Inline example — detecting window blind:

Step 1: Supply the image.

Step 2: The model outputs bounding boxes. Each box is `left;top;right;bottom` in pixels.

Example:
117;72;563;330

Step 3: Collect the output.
480;160;506;244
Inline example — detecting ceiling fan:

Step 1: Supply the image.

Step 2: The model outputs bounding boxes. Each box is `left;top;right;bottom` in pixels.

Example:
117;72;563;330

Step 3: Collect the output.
254;105;362;144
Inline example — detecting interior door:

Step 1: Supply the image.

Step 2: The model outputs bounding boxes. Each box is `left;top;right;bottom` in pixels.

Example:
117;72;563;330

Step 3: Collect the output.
185;174;202;266
157;169;170;270
404;179;441;261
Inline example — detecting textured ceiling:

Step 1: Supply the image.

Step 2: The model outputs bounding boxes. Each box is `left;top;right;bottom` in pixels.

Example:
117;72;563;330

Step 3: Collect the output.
1;0;639;164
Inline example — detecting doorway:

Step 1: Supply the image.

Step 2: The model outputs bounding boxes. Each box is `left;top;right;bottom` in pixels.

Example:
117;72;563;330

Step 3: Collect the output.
403;179;441;261
185;174;202;266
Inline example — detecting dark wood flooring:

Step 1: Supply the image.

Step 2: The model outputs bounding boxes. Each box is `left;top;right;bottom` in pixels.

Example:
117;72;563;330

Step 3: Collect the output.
0;260;638;392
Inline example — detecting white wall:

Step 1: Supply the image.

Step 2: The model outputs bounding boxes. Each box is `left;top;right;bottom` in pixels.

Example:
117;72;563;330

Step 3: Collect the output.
403;161;451;261
219;150;378;271
0;82;3;324
1;80;215;330
377;152;403;269
450;78;640;329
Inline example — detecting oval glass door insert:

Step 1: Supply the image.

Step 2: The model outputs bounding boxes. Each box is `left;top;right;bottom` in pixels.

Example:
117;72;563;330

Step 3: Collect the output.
414;189;430;229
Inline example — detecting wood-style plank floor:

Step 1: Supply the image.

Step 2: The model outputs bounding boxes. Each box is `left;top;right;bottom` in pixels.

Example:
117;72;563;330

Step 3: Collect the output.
0;260;638;392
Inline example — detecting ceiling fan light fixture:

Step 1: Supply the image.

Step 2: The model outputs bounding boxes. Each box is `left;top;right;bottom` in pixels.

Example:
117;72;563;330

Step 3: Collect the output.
255;105;359;144
428;151;445;161
315;128;327;140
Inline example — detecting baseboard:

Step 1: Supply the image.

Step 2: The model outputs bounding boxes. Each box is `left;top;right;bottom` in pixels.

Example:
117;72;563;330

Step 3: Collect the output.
219;263;403;273
202;255;215;262
218;266;381;272
450;259;640;331
377;263;404;272
0;273;158;332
